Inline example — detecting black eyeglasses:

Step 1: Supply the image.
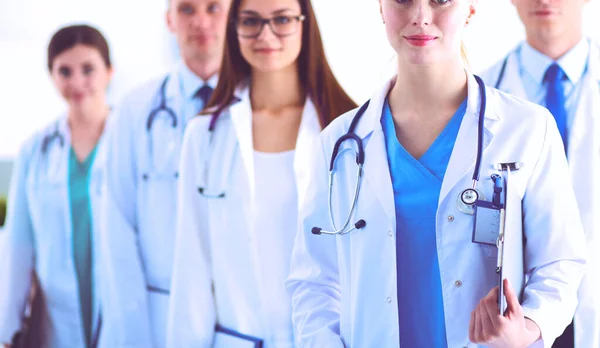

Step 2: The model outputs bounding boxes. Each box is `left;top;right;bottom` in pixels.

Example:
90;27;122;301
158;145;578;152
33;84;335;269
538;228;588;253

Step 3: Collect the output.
235;14;305;38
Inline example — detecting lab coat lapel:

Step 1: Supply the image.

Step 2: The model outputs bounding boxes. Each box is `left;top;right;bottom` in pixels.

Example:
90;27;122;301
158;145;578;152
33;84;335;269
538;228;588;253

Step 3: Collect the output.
90;113;114;346
56;118;90;343
569;44;600;158
362;130;396;219
46;117;71;187
568;42;600;348
55;117;74;263
229;86;255;202
294;98;321;208
165;70;185;129
438;74;498;206
229;87;319;207
497;50;528;100
59;114;109;345
355;80;396;221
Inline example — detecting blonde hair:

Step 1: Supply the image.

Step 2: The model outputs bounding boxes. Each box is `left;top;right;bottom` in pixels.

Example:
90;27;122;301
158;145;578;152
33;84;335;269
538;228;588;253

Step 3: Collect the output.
461;42;470;68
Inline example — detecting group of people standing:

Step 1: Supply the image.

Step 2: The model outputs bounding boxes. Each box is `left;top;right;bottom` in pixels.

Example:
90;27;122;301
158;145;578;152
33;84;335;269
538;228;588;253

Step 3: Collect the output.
0;0;598;347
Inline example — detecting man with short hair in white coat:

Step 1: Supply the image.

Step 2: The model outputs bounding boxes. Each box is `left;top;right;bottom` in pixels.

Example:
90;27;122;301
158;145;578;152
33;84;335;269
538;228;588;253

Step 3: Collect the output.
480;0;599;347
99;0;231;346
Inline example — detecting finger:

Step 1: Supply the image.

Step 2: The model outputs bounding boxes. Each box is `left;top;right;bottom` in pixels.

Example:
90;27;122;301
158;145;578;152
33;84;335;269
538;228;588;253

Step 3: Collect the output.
479;304;495;343
484;286;502;327
469;310;476;342
474;303;484;342
486;285;497;298
503;278;523;317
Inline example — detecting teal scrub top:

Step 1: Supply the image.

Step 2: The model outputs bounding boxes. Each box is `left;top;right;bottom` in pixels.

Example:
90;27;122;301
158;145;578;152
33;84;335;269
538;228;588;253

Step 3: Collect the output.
381;96;467;347
68;146;97;348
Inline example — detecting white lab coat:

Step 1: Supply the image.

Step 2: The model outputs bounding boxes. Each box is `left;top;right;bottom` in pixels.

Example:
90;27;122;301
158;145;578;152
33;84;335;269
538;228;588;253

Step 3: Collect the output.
481;40;600;348
0;115;110;347
286;74;587;348
99;69;203;347
166;84;321;348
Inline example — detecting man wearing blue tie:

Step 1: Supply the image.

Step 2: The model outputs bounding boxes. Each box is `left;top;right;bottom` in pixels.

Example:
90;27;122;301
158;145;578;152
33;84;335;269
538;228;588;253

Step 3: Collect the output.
98;0;231;347
480;0;599;347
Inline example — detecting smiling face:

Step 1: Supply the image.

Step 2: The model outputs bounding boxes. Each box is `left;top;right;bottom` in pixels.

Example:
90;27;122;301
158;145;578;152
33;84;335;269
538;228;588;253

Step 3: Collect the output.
49;44;113;110
379;0;475;66
235;0;304;73
167;0;232;67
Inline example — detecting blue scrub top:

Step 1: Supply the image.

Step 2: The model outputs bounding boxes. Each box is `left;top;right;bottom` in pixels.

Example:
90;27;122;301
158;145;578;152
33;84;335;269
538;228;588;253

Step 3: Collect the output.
68;146;97;348
381;97;467;347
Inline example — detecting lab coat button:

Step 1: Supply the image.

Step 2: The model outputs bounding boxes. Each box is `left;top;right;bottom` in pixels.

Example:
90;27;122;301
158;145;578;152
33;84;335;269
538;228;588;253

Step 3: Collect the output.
386;296;392;303
388;230;393;237
447;215;455;222
455;280;463;288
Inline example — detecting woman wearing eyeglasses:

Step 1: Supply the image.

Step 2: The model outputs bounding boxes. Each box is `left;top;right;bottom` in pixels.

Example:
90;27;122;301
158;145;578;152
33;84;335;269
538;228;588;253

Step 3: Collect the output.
166;0;356;347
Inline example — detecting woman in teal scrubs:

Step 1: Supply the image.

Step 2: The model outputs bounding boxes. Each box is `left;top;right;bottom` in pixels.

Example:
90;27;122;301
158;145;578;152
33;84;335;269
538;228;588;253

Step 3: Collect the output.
0;25;113;348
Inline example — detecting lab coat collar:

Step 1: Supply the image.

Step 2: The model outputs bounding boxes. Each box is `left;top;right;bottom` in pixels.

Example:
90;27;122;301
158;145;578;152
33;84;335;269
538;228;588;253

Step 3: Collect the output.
566;41;600;158
354;72;499;140
495;50;528;99
55;115;71;145
439;74;498;206
228;83;321;207
165;63;219;102
589;41;600;83
520;38;589;86
54;109;114;152
354;73;499;221
557;38;589;85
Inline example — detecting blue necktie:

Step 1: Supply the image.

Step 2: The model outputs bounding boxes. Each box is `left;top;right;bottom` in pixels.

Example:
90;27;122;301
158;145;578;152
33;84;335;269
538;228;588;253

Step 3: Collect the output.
195;85;214;114
544;63;568;153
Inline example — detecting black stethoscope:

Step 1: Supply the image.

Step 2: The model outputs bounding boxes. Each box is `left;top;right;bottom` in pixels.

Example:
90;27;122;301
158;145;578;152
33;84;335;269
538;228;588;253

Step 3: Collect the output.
196;97;243;199
147;77;178;131
143;76;179;181
494;55;510;89
41;122;65;154
311;75;489;236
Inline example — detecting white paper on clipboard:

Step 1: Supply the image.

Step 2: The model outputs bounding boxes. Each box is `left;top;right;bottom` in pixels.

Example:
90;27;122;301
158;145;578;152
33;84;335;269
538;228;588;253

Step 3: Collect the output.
497;163;526;314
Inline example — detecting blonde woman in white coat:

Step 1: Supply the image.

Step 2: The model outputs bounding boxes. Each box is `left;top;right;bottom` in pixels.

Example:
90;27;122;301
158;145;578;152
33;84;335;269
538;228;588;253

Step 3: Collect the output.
286;0;587;347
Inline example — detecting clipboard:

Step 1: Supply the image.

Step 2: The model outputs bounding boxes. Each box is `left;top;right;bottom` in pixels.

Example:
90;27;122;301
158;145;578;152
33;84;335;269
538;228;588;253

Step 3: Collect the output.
213;324;263;348
495;162;526;314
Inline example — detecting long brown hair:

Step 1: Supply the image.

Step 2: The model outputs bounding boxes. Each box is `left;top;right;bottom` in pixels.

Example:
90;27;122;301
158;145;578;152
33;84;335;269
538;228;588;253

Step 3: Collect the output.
204;0;357;128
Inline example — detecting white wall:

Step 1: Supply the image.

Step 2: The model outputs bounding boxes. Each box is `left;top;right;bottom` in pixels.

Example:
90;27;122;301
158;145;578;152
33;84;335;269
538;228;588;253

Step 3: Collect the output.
314;0;600;103
0;0;599;159
0;0;176;160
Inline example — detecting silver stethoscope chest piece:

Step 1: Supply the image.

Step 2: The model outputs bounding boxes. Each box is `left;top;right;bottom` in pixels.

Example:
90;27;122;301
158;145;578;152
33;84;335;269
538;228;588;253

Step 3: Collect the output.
457;187;485;215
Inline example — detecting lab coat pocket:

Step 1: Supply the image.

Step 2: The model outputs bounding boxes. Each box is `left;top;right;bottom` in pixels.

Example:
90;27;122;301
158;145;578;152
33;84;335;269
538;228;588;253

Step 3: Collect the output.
138;176;178;288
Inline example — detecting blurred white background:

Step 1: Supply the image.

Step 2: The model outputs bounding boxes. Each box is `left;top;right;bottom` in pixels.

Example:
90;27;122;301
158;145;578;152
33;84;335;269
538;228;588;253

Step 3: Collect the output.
0;0;599;160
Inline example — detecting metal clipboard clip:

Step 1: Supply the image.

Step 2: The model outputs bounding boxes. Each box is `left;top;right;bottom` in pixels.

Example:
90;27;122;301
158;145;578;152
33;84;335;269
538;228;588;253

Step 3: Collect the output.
495;161;524;313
